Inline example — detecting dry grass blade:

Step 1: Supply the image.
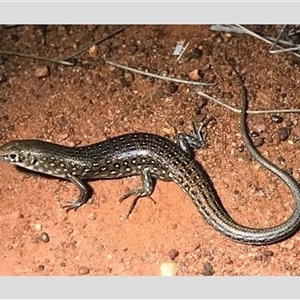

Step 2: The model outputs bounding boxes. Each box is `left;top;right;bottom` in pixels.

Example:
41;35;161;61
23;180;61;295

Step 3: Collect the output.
0;50;75;66
105;59;216;87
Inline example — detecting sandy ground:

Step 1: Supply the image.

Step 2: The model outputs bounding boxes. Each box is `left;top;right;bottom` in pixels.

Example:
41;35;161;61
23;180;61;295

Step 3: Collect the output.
1;25;300;275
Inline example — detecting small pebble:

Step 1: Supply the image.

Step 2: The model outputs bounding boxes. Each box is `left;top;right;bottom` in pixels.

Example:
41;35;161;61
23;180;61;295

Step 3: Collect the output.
148;77;155;84
250;131;260;138
40;232;50;243
188;69;203;81
72;59;83;67
254;123;266;133
215;36;224;44
35;66;50;78
88;45;98;58
120;72;134;87
124;260;131;266
271;115;283;123
264;250;274;257
20;114;31;121
160;262;176;276
204;72;216;83
78;266;90;275
56;46;66;54
38;265;45;271
253;137;265;147
238;144;244;152
183;48;203;62
278;127;291;141
277;156;286;165
161;70;169;77
124;71;134;83
99;195;107;203
88;212;97;220
0;74;7;83
168;82;178;93
171;223;177;230
202;261;215;276
168;249;179;260
35;223;42;231
115;68;125;77
192;48;203;59
120;78;130;87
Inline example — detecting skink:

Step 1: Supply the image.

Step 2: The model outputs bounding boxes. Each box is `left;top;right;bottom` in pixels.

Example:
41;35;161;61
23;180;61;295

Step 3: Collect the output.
0;63;300;245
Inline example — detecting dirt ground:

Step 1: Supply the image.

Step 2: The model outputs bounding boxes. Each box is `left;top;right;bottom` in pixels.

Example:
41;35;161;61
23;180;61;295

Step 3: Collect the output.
1;25;300;276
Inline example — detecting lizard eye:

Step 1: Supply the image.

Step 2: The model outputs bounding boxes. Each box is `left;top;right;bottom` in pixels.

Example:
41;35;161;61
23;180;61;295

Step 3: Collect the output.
9;153;17;161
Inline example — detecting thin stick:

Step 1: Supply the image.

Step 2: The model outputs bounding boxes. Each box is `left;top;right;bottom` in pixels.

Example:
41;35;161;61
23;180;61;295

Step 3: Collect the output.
234;25;300;59
0;50;75;66
269;25;287;52
105;59;216;87
175;40;190;63
61;25;128;61
195;88;300;115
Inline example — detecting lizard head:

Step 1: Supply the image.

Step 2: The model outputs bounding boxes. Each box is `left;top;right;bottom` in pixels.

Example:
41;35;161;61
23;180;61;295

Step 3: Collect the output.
0;140;41;169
